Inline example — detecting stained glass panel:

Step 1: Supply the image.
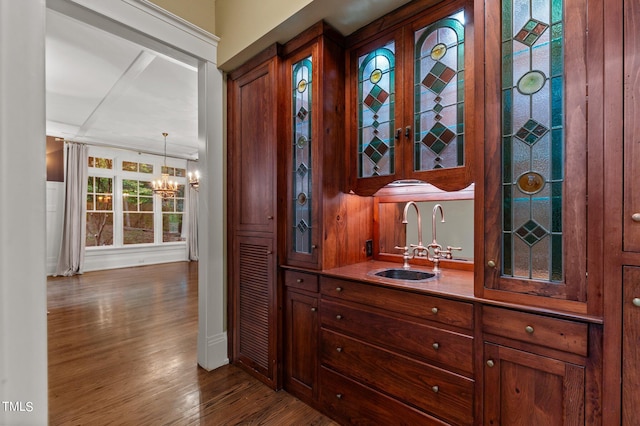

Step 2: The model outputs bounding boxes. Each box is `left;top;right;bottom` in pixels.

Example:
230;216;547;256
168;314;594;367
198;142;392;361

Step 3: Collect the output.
414;11;465;171
358;42;395;178
502;0;564;281
292;57;313;254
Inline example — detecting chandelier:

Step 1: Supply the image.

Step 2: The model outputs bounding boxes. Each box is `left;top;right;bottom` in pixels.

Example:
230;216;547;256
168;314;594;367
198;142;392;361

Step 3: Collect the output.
152;132;178;199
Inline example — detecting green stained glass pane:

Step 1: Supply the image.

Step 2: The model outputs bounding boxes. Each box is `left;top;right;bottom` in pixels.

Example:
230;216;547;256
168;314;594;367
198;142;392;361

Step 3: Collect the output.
292;56;313;254
501;0;564;281
414;12;465;171
551;234;563;280
503;231;513;275
358;43;395;178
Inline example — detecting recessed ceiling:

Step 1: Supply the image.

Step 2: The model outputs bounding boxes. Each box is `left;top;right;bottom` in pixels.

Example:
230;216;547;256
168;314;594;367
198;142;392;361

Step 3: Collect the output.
46;9;199;159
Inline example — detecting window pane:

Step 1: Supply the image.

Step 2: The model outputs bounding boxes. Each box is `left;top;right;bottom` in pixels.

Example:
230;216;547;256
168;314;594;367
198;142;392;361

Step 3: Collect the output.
86;194;95;211
139;182;153;196
163;213;184;242
96;195;112;210
122;161;138;172
96;177;112;193
123;213;154;244
96;158;113;169
162;198;174;212
123;179;138;195
139;163;153;174
139;197;154;211
86;212;113;246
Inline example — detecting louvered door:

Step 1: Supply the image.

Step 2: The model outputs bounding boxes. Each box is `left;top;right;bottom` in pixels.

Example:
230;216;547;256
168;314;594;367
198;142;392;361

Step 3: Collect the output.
233;235;277;386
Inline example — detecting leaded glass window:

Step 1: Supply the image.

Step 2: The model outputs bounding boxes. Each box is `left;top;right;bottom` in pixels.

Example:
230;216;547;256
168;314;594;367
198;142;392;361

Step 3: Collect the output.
292;57;313;254
414;11;465;171
358;42;395;178
502;0;564;281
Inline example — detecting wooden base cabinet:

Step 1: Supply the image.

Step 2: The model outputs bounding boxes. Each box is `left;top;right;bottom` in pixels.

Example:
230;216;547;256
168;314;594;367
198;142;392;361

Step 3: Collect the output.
283;270;319;405
623;267;640;424
482;306;594;425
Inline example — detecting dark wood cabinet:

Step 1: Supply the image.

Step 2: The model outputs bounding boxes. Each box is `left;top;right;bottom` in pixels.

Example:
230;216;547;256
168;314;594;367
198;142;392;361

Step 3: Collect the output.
227;47;282;388
345;0;476;196
319;276;475;425
283;270;319;404
483;342;585;426
623;267;640;424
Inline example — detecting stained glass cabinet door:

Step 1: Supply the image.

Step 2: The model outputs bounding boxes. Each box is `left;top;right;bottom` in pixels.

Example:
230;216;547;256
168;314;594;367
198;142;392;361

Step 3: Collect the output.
480;0;589;308
347;0;475;196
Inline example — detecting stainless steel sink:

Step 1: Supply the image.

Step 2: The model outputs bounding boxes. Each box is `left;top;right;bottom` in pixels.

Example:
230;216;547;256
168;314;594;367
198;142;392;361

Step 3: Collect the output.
373;268;436;281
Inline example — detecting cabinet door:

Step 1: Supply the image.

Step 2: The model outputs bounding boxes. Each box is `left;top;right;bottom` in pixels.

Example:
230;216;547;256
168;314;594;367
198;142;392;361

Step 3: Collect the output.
623;267;640;424
346;0;474;195
231;235;277;388
481;0;589;305
484;342;585;425
228;58;278;234
284;289;318;403
624;0;640;252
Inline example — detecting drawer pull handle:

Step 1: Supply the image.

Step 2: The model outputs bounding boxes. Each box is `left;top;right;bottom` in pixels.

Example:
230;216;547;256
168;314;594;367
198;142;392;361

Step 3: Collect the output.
633;298;640;307
336;287;343;292
431;307;439;314
336;314;342;320
488;260;496;268
311;244;318;249
267;215;274;220
632;213;640;222
432;385;439;393
296;278;303;283
336;393;343;400
525;325;534;334
487;359;495;368
266;250;273;255
310;307;317;312
336;347;342;352
432;342;440;350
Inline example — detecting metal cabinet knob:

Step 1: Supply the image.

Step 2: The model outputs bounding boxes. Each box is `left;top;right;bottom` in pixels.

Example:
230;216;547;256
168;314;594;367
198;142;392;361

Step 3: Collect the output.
336;347;342;352
488;260;496;268
296;278;303;283
632;213;640;222
336;287;343;292
487;359;495;368
267;215;274;220
525;325;535;334
633;298;640;307
431;307;439;314
266;250;273;255
310;307;317;312
336;393;343;400
311;244;318;249
432;385;439;393
336;314;342;320
432;343;440;350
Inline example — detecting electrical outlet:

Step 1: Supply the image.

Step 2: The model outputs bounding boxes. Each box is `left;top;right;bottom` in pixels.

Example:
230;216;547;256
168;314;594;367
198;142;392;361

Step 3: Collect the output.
365;239;373;257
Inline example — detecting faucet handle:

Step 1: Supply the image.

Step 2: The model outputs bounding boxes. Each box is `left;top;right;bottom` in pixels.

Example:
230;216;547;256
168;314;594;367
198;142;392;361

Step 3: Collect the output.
395;245;408;253
447;246;462;251
443;246;462;259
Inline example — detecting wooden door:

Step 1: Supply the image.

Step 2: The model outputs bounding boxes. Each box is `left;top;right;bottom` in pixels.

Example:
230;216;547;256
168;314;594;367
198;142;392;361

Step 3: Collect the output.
284;289;318;403
623;267;640;424
484;342;585;425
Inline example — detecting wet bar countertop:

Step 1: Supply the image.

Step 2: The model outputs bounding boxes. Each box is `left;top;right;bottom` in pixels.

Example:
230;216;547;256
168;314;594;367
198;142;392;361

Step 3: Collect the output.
319;260;474;301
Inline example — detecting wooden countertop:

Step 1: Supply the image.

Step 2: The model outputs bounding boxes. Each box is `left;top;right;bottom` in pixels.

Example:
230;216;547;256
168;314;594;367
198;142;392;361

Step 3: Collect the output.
320;260;474;301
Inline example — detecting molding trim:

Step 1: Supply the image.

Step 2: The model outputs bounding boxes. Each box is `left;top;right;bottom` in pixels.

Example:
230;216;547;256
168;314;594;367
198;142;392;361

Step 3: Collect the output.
83;244;188;273
201;332;229;371
127;0;220;45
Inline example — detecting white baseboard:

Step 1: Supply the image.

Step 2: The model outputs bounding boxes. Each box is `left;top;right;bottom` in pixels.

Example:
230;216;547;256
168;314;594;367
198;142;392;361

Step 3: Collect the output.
198;332;228;371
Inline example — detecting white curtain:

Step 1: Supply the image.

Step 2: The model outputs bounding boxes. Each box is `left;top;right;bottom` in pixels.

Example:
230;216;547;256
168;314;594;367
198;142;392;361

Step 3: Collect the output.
187;160;199;261
55;142;88;276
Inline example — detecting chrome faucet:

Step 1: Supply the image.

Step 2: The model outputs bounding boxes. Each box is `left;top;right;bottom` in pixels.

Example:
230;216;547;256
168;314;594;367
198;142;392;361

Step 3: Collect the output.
394;201;428;269
425;203;461;274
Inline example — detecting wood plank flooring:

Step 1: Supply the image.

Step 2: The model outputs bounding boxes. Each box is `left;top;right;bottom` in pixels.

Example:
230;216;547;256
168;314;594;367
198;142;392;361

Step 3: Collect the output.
47;261;337;425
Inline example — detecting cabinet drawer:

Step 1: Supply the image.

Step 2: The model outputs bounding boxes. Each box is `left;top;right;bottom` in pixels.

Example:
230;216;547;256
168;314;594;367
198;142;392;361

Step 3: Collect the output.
284;270;318;292
321;277;474;330
321;329;474;425
482;306;588;357
321;299;473;375
319;366;449;426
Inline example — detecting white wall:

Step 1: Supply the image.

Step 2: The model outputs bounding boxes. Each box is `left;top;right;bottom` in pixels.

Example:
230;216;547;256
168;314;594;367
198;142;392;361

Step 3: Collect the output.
0;1;49;424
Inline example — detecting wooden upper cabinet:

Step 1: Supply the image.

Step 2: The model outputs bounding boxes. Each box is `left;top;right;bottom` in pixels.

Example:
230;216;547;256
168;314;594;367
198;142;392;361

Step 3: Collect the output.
478;0;594;311
345;0;475;196
624;0;640;253
228;50;280;234
282;23;346;269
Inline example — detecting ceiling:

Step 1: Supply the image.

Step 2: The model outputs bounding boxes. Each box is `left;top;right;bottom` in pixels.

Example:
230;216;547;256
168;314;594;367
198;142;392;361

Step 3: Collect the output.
45;0;413;160
45;9;199;160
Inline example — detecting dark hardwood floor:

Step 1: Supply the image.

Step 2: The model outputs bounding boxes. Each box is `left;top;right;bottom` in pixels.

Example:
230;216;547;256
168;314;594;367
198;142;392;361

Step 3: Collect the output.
47;261;337;425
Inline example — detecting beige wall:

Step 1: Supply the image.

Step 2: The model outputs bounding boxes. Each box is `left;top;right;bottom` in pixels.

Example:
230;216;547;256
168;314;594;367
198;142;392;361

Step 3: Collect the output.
149;0;216;34
215;0;312;70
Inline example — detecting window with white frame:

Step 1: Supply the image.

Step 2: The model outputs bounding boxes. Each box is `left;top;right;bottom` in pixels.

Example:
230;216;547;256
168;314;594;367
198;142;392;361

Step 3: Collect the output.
85;147;188;249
